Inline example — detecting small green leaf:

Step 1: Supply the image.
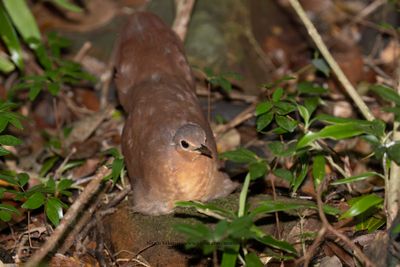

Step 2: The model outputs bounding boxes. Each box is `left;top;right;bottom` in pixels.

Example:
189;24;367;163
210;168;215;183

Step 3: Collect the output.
272;88;284;102
312;155;325;186
331;172;383;185
255;235;297;254
0;55;15;73
221;247;239;267
292;163;308;193
256;111;274;132
57;179;73;192
297;123;368;148
275;115;297;132
22;192;45;209
40;156;59;177
111;158;124;183
255;101;273;116
273;168;293;183
0;135;21;146
17;173;29;187
297;105;310;125
297;82;327;95
0;210;12;221
274;101;296;115
312;58;330;76
3;0;42;47
251;200;340;216
355;216;385;233
387;142;400;165
45;197;64;226
245;252;263;267
249;161;268;180
267;141;296;157
220;148;258;164
51;0;83;12
0;5;24;70
340;194;383;219
370;84;400;106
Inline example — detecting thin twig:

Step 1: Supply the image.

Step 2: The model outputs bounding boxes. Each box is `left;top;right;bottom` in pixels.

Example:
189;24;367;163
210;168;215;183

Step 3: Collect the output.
24;165;111;267
288;0;375;121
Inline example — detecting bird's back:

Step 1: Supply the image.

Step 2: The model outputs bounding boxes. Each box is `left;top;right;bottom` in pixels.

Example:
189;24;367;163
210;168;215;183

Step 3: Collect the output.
115;12;194;112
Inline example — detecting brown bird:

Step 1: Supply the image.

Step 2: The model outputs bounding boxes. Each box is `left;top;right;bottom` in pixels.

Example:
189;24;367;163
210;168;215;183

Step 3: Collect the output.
115;12;236;215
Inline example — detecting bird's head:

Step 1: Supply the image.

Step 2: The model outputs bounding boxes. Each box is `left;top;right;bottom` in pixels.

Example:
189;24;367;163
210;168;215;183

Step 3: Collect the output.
172;123;212;158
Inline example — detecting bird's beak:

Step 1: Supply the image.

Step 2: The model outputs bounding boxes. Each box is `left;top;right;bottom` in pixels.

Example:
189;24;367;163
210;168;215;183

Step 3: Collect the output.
195;144;213;158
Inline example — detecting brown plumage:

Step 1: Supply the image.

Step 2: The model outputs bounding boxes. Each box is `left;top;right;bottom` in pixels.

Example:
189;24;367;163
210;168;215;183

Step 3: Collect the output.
115;12;236;215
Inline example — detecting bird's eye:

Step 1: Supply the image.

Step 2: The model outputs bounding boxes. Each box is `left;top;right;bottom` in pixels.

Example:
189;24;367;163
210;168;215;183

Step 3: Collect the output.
180;140;189;149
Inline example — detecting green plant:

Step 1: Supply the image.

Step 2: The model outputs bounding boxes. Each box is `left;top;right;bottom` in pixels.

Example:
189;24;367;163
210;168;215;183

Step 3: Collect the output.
174;70;399;264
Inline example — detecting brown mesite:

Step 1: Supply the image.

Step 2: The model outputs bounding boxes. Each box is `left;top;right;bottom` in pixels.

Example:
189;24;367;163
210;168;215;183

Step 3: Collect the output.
115;12;236;215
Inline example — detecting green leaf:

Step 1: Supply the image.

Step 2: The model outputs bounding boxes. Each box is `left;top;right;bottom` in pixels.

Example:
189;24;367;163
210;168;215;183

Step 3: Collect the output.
304;97;319;116
274;101;296;115
0;203;20;215
312;58;330;76
45;197;64;226
312;155;325;186
256;111;274;132
51;0;83;12
175;201;235;220
297;105;310;125
111;158;124;183
297;123;368;149
0;210;12;221
267;141;296;157
0;5;23;70
220;148;258;164
255;234;297;254
298;82;327;95
275;115;297;132
292;163;308;193
272;88;284;102
0;54;15;73
40;156;59;177
22;192;45;209
0;134;21;146
249;161;268;180
355;216;385;233
0;146;11;156
3;0;42;47
331;172;384;185
251;200;340;216
273;168;293;183
221;246;239;267
340;194;383;219
245;252;263;267
255;101;273;116
17;172;29;187
370;84;400;106
57;179;73;192
387;142;400;165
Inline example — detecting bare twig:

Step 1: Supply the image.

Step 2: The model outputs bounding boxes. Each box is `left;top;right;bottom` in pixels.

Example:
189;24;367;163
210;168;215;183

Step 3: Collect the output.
297;177;377;267
288;0;375;121
172;0;196;41
387;40;400;227
24;165;111;267
215;103;256;137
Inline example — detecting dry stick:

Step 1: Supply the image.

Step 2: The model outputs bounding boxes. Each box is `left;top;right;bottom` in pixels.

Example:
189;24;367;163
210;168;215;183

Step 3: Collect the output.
315;181;376;267
288;0;375;122
215;103;256;138
388;51;400;227
24;165;111;267
172;0;196;41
